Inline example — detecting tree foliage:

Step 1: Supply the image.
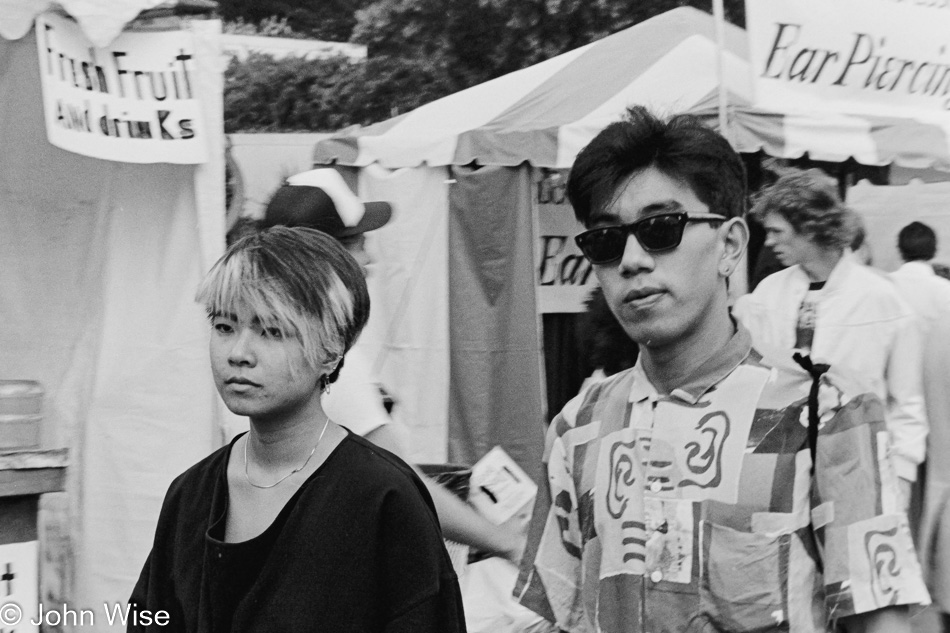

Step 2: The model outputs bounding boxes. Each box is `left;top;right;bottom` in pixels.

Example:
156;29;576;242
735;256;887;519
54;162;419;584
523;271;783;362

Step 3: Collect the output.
223;53;454;132
219;0;374;42
221;0;746;132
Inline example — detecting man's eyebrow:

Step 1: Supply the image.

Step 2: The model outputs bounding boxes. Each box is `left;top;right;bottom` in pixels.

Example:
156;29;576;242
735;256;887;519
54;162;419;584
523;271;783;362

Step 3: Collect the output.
592;200;684;225
209;310;237;321
638;200;683;216
590;211;623;225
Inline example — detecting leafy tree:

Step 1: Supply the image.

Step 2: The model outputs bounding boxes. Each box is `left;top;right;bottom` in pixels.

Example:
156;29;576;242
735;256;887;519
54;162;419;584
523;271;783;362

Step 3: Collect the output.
351;0;746;89
218;0;373;42
222;0;747;131
224;53;455;132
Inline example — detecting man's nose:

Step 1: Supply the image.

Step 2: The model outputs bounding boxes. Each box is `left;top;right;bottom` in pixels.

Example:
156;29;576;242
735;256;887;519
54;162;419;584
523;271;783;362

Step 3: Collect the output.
617;233;655;275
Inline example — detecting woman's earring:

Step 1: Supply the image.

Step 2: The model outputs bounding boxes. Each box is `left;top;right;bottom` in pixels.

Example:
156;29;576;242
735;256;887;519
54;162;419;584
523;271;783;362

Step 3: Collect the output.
320;375;331;395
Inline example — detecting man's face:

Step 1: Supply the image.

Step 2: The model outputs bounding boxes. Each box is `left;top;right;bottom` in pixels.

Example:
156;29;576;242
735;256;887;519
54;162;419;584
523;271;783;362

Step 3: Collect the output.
761;212;822;268
592;167;727;349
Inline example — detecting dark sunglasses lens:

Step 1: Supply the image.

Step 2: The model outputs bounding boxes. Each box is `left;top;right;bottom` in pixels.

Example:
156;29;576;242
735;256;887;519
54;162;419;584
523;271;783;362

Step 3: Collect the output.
634;215;685;251
577;228;627;264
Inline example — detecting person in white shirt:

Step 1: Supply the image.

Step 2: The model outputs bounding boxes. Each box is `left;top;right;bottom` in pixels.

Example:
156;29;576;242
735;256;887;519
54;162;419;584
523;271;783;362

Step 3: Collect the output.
890;222;950;330
890;221;950;632
733;169;926;507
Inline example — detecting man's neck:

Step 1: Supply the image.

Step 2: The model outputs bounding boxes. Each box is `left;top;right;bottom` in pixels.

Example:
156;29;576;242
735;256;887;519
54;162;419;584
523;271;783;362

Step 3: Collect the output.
639;310;736;395
800;248;843;283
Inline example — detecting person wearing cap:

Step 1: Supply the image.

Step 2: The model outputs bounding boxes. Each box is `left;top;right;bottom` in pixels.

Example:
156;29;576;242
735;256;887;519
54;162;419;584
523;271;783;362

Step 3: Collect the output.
515;106;927;632
262;168;525;565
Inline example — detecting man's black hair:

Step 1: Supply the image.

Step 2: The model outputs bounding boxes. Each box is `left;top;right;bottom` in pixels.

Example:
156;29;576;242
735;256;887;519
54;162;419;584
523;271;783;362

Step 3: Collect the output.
898;221;937;262
566;105;747;226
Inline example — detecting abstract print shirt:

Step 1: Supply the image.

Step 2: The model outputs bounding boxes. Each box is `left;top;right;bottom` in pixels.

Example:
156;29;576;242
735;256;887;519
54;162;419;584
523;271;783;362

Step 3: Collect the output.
515;326;928;633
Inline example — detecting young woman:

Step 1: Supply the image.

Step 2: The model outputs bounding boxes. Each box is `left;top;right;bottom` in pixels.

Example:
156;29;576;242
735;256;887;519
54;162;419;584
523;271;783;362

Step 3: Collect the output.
129;227;465;632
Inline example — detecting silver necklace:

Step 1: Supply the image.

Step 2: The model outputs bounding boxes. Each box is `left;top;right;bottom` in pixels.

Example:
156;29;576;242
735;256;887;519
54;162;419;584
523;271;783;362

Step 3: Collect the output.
243;416;330;489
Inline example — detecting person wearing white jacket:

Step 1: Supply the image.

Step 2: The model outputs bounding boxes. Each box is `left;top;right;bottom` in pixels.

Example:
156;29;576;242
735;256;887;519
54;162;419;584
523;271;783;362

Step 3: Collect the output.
890;221;950;632
734;169;926;506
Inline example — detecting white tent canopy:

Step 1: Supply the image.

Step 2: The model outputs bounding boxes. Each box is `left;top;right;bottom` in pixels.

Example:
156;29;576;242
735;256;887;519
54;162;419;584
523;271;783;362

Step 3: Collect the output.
315;7;950;172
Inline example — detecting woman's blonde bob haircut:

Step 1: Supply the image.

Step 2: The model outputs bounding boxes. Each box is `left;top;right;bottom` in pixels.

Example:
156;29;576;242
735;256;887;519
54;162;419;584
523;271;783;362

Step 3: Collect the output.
195;226;369;382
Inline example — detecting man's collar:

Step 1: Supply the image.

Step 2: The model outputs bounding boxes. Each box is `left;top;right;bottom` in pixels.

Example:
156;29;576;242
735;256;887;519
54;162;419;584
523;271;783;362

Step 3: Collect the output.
899;260;936;276
791;253;854;293
629;324;753;405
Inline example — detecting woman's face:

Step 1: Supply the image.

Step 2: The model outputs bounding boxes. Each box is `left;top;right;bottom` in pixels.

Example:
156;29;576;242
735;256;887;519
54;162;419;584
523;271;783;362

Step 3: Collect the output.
209;304;324;423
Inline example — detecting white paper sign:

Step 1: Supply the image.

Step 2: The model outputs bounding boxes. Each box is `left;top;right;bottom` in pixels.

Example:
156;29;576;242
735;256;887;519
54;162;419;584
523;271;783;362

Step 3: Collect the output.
469;446;538;525
0;541;39;633
533;169;597;314
746;0;950;116
35;13;209;164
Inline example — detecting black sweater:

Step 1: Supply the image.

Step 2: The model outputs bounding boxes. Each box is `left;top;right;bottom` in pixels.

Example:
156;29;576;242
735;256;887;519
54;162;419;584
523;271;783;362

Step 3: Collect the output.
129;432;466;633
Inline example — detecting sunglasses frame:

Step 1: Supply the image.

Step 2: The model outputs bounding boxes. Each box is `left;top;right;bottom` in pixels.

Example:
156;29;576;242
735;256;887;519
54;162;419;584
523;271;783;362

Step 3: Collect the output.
574;212;728;265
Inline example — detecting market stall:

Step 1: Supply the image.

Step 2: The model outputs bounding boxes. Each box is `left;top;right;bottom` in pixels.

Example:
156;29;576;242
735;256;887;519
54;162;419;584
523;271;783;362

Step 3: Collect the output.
0;2;228;628
311;6;950;483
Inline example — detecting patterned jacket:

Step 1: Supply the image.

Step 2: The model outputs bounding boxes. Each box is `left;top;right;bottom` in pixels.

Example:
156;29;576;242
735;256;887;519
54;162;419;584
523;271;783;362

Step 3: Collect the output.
515;325;928;633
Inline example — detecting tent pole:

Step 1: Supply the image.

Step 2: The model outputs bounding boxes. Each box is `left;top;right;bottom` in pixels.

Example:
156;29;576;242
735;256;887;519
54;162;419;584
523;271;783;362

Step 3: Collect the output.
712;0;731;145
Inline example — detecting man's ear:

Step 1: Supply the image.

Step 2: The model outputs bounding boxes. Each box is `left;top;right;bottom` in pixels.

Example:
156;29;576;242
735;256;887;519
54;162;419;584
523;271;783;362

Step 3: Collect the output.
718;217;749;278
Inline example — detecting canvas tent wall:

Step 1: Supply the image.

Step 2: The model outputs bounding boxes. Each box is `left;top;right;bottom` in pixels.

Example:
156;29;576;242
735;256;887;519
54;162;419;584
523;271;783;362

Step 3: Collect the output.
312;6;950;480
0;3;228;629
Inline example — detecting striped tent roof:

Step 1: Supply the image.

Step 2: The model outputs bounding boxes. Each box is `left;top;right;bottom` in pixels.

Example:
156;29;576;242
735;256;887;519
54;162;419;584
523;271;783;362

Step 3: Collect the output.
314;6;950;172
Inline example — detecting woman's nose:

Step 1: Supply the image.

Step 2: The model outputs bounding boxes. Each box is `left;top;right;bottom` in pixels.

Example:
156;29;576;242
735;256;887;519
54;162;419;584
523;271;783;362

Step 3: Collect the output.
228;329;256;365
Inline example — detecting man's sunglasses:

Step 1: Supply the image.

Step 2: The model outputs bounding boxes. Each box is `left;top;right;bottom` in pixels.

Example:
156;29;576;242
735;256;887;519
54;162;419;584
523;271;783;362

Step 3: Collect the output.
574;212;727;265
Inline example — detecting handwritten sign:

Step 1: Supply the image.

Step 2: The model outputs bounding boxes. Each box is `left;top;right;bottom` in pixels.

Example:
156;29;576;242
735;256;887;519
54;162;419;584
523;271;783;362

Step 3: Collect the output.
746;0;950;115
35;13;209;164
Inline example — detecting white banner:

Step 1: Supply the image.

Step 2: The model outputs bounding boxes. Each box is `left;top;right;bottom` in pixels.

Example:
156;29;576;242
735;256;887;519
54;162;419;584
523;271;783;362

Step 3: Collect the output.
746;0;950;116
35;13;209;164
533;169;597;313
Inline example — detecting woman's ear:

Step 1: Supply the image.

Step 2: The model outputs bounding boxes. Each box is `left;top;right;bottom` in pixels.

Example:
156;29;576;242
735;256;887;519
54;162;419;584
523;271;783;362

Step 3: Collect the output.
323;354;345;384
718;217;749;278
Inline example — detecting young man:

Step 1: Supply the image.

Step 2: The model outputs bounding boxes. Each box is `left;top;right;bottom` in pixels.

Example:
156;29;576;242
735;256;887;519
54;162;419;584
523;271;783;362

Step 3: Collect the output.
515;107;928;632
734;171;926;507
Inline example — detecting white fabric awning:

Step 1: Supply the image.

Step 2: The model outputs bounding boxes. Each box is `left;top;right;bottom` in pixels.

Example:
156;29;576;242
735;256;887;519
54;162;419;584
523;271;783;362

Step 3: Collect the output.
314;6;950;172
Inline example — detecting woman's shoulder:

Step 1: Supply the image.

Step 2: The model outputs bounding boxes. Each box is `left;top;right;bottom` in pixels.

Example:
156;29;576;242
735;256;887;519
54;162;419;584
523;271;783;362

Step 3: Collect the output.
334;432;421;486
163;439;234;502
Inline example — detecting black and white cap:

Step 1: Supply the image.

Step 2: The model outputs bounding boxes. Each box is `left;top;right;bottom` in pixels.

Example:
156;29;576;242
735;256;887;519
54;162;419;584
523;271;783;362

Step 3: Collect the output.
262;169;392;238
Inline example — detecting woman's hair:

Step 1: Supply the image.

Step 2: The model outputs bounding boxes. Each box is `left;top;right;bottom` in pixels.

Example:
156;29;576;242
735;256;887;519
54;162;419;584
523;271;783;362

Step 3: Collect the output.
195;226;370;382
750;169;855;250
567;105;747;226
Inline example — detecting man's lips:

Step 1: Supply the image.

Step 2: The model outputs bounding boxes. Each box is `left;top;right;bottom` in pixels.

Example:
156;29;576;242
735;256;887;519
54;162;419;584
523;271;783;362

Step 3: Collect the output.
623;287;665;304
225;377;261;387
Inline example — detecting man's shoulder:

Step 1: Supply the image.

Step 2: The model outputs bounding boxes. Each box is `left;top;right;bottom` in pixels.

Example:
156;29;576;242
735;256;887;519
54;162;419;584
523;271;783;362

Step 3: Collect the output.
551;368;637;438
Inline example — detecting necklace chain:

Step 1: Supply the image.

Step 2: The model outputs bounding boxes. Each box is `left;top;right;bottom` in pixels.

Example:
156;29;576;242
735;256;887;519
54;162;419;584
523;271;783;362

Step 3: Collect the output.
244;416;330;489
